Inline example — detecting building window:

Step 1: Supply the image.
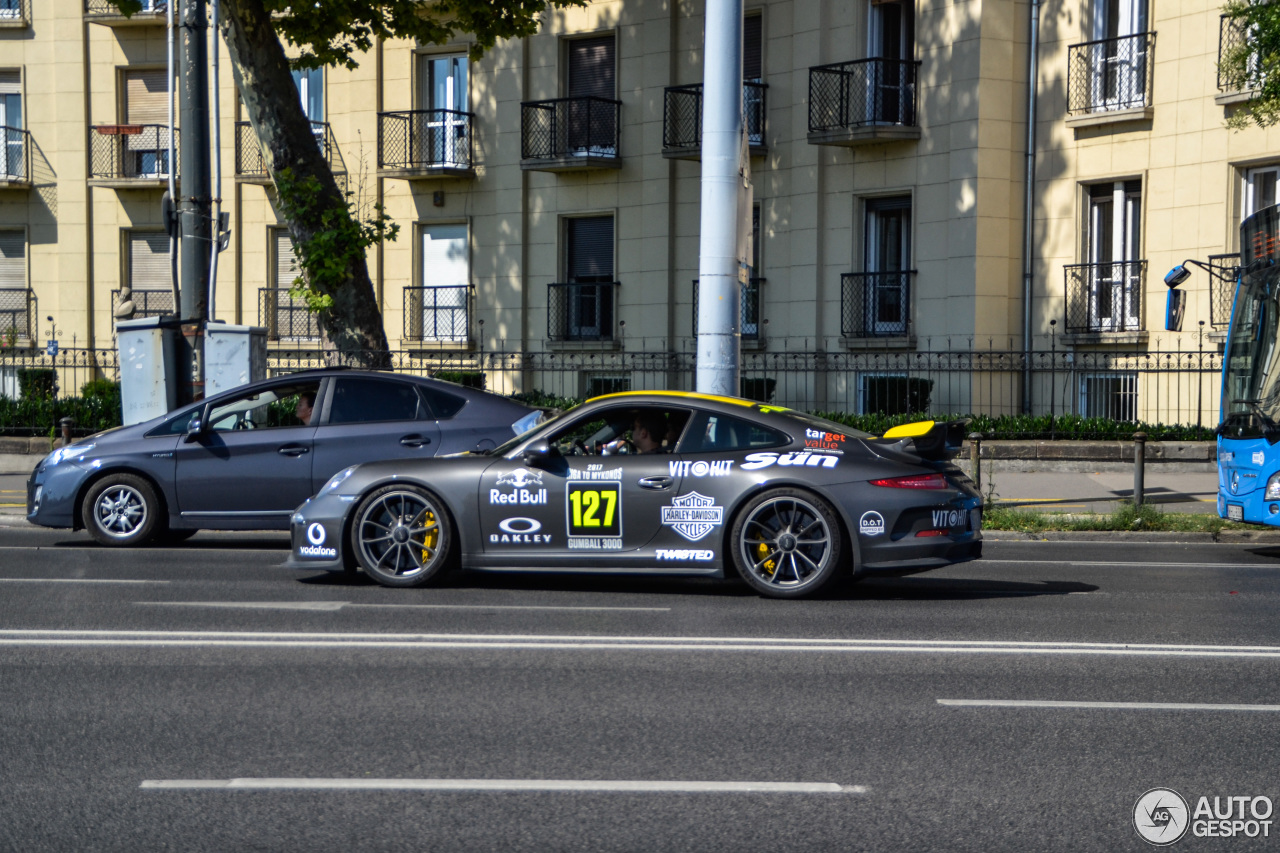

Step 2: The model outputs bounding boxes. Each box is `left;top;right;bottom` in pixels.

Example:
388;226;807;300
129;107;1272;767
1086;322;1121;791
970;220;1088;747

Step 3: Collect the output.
548;216;616;341
1245;166;1278;218
117;231;175;320
863;196;911;335
856;372;932;416
0;0;21;19
123;69;171;177
1086;180;1142;331
566;35;616;156
266;229;319;342
1086;0;1149;111
1080;372;1137;420
417;54;468;167
0;71;22;180
867;0;915;124
583;373;629;398
292;67;323;124
0;230;29;340
418;223;469;342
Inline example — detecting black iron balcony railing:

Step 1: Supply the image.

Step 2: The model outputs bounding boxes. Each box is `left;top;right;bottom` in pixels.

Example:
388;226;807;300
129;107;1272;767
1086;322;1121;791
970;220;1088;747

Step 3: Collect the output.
378;110;474;173
547;281;619;342
89;125;177;181
1064;261;1147;333
522;97;621;162
259;287;320;342
235;120;332;178
841;271;916;338
84;0;165;18
691;277;764;341
0;0;30;25
403;285;471;343
1;126;30;182
662;82;768;155
809;59;921;132
1218;14;1258;93
0;288;33;339
1067;32;1155;115
110;288;175;321
1208;252;1241;329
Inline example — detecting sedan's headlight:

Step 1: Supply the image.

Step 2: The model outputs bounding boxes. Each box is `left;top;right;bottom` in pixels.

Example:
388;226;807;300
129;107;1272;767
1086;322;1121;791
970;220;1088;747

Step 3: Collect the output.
511;410;544;437
47;443;95;467
1265;471;1280;501
321;465;357;495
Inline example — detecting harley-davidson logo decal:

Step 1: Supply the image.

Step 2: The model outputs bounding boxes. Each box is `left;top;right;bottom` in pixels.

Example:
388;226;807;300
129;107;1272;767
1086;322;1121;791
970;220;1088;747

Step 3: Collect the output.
661;492;724;542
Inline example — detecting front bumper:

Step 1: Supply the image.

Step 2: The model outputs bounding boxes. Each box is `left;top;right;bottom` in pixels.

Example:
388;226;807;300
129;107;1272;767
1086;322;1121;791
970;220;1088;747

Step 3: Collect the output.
281;495;352;572
26;460;82;529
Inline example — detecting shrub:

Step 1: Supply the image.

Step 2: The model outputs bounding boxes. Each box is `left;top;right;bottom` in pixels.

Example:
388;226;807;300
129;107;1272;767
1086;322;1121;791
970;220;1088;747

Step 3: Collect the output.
18;368;57;402
432;370;486;390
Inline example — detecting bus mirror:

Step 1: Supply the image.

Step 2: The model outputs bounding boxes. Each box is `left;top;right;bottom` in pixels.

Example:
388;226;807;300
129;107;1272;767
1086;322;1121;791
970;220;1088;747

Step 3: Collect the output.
1164;265;1192;288
1165;288;1186;332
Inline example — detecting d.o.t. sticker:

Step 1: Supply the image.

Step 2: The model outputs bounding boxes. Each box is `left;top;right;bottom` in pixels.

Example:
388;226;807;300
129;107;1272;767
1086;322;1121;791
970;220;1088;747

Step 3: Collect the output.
859;511;885;537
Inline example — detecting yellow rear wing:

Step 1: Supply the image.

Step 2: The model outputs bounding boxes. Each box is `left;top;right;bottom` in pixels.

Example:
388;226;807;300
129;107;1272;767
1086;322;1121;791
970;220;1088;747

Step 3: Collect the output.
877;419;971;461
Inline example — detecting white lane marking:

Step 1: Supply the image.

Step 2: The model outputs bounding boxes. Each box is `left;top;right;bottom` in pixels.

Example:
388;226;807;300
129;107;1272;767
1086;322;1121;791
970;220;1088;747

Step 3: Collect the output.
136;602;671;613
939;699;1280;712
4;631;1280;658
0;578;169;585
140;778;865;794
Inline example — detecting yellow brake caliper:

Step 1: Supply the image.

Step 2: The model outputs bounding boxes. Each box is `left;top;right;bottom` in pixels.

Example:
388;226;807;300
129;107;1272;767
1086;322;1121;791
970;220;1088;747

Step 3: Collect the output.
418;509;438;562
757;542;776;575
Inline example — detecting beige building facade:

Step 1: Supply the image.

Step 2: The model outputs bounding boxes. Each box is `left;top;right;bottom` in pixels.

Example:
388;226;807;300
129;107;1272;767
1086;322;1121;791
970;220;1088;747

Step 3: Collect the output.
0;0;1277;417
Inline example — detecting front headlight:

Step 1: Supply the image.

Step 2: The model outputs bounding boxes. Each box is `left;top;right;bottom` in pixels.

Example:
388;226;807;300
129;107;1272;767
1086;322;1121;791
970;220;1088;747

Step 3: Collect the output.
511;410;544;437
1265;472;1280;501
321;465;357;495
47;443;95;467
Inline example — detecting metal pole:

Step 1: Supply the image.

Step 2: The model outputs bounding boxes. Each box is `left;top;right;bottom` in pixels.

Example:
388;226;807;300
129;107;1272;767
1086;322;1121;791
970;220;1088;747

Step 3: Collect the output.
1133;431;1146;507
696;0;743;397
968;432;983;494
207;0;222;322
177;0;210;403
1020;0;1042;414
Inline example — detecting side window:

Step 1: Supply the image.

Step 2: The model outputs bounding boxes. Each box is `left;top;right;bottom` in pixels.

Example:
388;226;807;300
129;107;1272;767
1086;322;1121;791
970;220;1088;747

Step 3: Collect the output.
327;377;423;425
205;382;319;432
419;385;466;419
678;411;787;454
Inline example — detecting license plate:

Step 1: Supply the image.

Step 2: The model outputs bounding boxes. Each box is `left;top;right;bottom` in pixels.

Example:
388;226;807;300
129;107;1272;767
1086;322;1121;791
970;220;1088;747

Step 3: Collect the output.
1228;503;1244;521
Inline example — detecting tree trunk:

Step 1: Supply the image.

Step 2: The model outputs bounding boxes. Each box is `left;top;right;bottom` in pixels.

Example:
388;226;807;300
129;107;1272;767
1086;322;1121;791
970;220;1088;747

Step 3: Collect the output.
217;0;391;368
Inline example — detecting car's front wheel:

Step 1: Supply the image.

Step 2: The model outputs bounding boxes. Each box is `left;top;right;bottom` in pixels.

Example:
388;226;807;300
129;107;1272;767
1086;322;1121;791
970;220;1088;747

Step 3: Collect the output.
730;488;842;598
351;485;453;587
82;474;161;547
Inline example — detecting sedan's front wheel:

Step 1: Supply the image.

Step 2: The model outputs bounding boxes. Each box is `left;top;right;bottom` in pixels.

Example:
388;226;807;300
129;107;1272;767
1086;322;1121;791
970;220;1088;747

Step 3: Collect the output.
352;486;453;587
730;488;842;598
82;474;161;547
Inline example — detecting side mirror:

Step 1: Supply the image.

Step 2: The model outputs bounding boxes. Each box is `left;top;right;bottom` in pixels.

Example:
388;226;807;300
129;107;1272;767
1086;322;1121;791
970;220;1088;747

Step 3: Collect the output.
182;414;206;443
521;438;560;468
1165;288;1186;332
1164;265;1192;288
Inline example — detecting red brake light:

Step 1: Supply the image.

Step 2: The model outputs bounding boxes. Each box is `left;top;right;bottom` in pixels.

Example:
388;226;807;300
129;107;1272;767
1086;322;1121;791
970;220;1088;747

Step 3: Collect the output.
869;473;948;489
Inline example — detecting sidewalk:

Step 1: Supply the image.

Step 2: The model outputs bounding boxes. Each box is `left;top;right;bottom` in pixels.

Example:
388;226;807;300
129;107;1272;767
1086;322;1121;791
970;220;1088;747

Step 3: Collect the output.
977;469;1219;515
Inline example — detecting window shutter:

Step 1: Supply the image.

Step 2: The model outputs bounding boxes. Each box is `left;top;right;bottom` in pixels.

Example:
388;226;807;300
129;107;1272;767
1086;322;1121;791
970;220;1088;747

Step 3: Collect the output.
567;217;613;281
125;70;168;125
743;15;763;81
275;230;298;289
129;232;169;290
0;231;24;288
0;72;20;97
567;36;615;99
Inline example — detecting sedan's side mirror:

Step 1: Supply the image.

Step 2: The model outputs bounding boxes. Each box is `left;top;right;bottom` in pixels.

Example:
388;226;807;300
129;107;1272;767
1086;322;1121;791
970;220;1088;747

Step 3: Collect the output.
521;438;560;468
182;415;206;443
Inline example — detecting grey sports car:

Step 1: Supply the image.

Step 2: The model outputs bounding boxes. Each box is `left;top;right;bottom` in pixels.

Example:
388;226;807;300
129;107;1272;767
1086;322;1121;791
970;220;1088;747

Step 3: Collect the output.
286;391;983;598
26;369;541;546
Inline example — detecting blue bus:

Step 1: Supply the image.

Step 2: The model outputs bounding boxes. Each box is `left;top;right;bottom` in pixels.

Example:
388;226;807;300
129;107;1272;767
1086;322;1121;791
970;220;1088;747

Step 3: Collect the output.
1167;204;1280;524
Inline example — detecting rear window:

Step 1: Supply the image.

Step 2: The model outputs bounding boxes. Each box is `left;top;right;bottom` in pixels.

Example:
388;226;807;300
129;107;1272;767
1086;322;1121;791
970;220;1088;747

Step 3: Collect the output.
420;385;466;419
326;377;423;425
676;412;788;454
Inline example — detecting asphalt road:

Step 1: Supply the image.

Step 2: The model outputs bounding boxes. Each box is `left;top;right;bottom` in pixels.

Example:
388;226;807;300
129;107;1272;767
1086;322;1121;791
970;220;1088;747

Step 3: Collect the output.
3;528;1280;851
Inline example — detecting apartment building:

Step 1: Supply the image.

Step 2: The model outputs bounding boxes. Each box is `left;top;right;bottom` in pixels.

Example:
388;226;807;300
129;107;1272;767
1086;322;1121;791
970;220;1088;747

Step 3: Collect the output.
0;0;1277;417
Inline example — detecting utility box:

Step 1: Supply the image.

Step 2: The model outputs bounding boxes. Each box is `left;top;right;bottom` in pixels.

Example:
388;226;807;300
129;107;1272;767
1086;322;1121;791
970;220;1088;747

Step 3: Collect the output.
116;317;180;426
205;322;268;398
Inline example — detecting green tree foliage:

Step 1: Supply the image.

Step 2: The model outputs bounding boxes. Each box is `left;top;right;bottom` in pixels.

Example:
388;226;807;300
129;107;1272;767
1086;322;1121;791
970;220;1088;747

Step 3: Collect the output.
1221;0;1280;128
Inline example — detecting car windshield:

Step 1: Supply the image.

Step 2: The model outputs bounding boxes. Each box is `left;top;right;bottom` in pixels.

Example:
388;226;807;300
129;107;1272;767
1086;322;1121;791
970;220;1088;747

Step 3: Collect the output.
489;407;574;457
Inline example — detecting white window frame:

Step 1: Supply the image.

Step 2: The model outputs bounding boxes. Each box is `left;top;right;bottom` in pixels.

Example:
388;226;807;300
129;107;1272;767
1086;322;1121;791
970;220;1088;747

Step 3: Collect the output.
1087;181;1142;331
1244;165;1280;219
419;222;469;343
1090;0;1148;111
418;54;468;167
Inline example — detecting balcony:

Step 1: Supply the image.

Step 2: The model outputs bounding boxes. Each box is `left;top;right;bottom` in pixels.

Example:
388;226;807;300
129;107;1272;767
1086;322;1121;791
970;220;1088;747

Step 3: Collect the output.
0;0;29;28
1066;32;1155;125
84;0;166;26
691;277;765;343
378;110;475;179
259;287;320;342
88;125;176;188
1217;15;1259;105
1208;253;1241;330
841;271;916;340
1064;261;1147;336
403;285;471;345
0;287;33;340
807;59;921;147
111;288;174;321
235;120;335;183
547;281;619;342
0;127;31;189
521;97;621;172
662;82;768;160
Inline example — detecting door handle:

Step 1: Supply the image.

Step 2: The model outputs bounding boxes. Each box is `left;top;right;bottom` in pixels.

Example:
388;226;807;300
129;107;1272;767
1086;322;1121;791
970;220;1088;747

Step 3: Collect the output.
278;444;310;456
637;475;674;490
400;434;432;448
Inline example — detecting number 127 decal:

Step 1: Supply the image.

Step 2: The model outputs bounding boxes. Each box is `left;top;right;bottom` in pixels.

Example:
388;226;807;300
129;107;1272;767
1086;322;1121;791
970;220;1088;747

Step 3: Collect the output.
567;482;622;537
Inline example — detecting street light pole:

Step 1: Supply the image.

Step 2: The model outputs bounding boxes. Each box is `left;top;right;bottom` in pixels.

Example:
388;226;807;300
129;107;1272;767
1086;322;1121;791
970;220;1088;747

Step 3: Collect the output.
177;0;210;404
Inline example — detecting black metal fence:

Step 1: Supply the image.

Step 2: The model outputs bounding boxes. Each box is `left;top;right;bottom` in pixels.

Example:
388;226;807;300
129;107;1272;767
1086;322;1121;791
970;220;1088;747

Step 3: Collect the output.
403;285;471;342
808;59;920;132
0;288;32;339
0;0;30;24
89;125;176;180
1208;253;1240;328
1;126;29;181
691;278;764;341
236;120;333;177
83;0;164;16
378;110;474;171
521;97;621;161
1064;261;1147;333
547;282;619;342
259;288;319;341
1067;32;1155;115
1218;14;1252;92
662;82;767;154
110;289;175;321
842;272;915;338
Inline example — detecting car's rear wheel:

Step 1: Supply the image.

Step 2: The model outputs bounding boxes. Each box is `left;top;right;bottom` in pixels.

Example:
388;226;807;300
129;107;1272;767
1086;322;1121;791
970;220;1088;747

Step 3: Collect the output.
82;474;161;547
730;488;842;598
352;486;452;587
